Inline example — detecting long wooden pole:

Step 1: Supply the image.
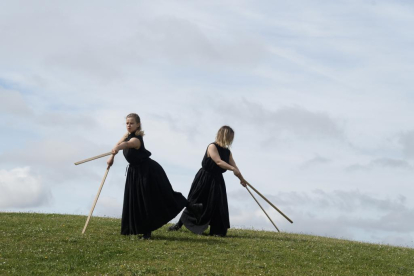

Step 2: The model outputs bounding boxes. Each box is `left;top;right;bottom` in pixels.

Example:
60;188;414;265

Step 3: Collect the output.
74;152;112;165
246;186;280;232
245;181;293;224
82;166;110;234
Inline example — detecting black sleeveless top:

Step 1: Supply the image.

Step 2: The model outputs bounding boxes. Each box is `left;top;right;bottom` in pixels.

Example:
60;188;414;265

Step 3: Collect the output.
123;132;152;165
201;143;231;174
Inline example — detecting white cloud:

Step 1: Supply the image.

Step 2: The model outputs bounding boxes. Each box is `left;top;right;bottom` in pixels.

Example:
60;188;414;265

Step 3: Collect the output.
0;167;51;208
228;189;414;247
216;99;344;141
35;112;98;129
94;196;123;218
399;131;414;159
0;87;32;116
346;158;412;172
300;155;331;169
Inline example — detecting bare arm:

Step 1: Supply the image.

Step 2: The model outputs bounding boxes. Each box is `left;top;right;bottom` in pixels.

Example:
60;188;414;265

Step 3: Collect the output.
107;134;141;166
208;144;235;170
208;144;246;187
229;153;247;187
112;137;141;153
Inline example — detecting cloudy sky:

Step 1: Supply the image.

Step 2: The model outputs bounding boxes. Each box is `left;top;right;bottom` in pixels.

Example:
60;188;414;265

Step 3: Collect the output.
1;0;414;248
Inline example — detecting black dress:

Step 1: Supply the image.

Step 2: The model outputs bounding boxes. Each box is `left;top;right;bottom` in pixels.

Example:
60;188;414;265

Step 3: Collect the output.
180;143;231;236
121;132;187;235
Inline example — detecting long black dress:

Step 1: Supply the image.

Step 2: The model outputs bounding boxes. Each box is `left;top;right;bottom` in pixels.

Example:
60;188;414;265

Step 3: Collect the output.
180;143;231;236
121;132;187;235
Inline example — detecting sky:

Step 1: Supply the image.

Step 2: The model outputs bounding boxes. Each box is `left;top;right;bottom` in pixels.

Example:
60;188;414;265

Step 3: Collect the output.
1;0;414;248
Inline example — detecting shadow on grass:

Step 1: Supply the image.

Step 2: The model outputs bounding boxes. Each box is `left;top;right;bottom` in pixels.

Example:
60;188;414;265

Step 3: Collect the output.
115;230;228;244
151;235;227;244
158;225;287;242
225;233;285;241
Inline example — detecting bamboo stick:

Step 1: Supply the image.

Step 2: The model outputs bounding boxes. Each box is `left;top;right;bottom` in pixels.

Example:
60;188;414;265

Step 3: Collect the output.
245;181;293;224
74;152;112;165
246;186;280;232
82;166;110;234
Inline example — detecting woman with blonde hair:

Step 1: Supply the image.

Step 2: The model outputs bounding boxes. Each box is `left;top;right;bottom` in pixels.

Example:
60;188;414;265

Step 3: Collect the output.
107;113;202;239
169;125;246;237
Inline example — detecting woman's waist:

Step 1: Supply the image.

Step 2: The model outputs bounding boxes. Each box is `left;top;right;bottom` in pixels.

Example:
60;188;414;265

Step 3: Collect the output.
126;157;151;167
200;167;226;175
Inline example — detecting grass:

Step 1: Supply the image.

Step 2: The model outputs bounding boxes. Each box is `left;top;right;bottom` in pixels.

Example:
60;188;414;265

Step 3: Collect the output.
0;212;413;275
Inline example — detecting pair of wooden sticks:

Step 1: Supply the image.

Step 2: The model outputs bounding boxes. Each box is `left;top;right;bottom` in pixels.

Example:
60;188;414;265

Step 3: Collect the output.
244;181;293;232
75;152;293;234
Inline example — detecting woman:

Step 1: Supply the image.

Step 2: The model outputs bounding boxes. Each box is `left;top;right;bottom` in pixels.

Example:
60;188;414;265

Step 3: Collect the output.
169;125;246;237
107;113;202;239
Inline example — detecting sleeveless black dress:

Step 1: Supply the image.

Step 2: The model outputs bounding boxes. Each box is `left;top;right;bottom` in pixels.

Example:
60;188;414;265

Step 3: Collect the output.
121;133;187;235
180;143;231;236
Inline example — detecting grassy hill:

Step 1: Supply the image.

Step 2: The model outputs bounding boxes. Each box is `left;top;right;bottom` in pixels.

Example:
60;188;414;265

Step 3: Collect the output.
0;213;413;275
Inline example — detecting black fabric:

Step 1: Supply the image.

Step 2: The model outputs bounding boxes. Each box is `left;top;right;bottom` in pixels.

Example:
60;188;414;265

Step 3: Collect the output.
121;133;187;235
123;132;152;164
180;143;231;236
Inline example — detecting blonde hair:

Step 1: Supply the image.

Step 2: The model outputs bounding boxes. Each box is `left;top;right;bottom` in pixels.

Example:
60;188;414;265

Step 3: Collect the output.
124;113;145;139
215;126;234;148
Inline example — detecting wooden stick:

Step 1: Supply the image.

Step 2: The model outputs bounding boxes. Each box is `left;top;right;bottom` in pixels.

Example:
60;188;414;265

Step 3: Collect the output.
245;181;293;224
74;152;112;165
246;186;280;232
82;165;110;234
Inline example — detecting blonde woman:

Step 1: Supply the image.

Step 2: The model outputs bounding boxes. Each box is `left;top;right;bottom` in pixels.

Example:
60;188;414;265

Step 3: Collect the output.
107;113;202;240
169;126;246;237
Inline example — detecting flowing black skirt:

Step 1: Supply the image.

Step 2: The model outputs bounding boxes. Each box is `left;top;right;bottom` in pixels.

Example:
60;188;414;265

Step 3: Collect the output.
121;158;187;235
180;168;230;236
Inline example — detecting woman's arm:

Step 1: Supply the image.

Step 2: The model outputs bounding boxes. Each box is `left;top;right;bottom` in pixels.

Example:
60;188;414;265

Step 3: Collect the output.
208;144;234;170
229;153;247;187
115;133;128;146
112;137;141;154
107;134;141;166
207;144;240;176
208;145;246;187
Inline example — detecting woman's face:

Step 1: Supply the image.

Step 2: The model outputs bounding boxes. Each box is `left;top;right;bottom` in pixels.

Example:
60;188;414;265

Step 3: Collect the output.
126;117;140;133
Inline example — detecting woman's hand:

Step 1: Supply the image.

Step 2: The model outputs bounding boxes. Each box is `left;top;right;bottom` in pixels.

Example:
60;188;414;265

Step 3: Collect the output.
111;147;119;155
240;178;247;187
107;155;114;167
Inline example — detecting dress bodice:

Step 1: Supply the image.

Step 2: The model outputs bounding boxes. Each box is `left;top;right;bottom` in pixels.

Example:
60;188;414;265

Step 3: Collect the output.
201;143;231;174
123;133;152;164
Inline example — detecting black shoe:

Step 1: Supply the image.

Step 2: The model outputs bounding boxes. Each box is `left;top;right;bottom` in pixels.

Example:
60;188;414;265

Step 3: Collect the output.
189;203;203;223
168;221;183;231
141;232;151;240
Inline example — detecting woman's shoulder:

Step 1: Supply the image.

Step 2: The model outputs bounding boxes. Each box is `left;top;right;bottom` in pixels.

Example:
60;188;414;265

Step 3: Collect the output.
212;142;229;150
134;135;144;145
129;132;143;139
208;142;219;149
126;132;143;142
210;142;231;153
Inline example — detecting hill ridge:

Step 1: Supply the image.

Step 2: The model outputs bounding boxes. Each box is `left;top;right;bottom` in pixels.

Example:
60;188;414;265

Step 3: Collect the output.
1;212;413;275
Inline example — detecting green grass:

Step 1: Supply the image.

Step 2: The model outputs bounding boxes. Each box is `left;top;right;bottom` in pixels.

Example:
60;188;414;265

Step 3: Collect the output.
0;213;413;275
